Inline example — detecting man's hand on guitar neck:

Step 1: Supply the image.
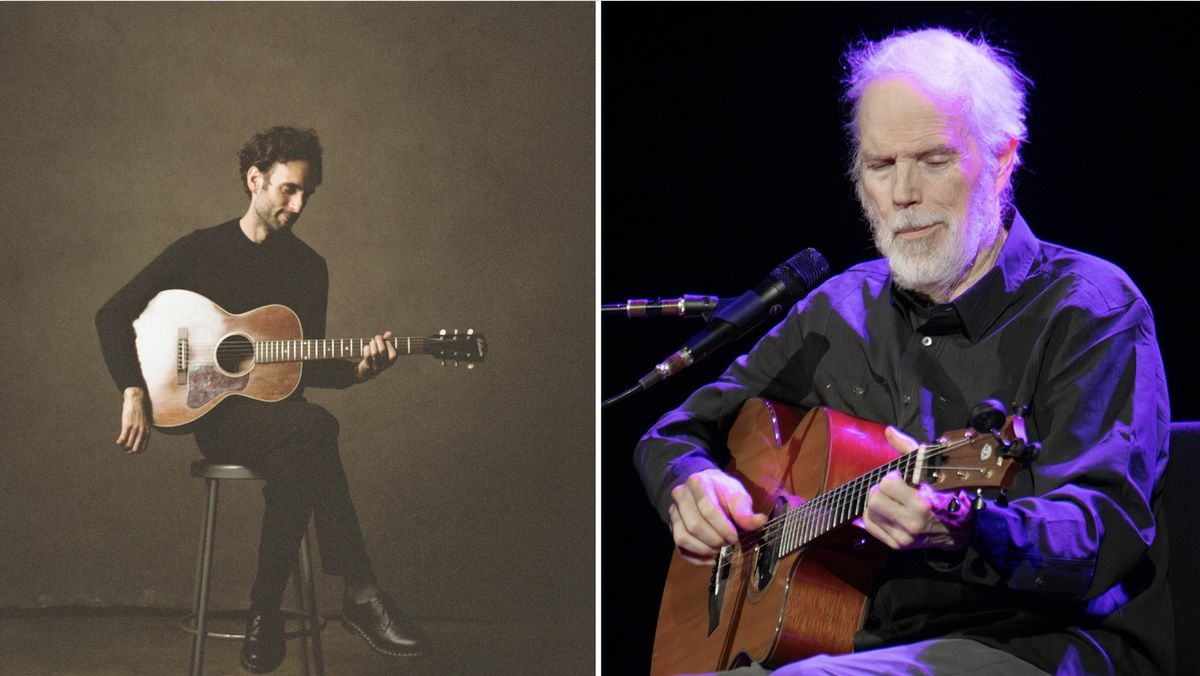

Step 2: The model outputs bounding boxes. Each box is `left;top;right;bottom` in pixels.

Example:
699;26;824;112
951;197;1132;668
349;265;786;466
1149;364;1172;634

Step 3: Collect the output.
669;469;768;566
354;332;399;383
116;387;151;455
859;426;976;551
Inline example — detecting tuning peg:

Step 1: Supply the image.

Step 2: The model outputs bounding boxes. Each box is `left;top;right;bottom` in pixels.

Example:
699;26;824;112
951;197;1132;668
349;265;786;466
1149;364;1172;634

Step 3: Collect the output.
453;360;459;367
467;363;475;370
968;400;1007;435
1024;441;1042;464
439;329;447;338
995;489;1009;508
454;329;459;336
999;438;1025;459
440;360;446;367
972;488;986;511
467;328;474;335
947;496;960;513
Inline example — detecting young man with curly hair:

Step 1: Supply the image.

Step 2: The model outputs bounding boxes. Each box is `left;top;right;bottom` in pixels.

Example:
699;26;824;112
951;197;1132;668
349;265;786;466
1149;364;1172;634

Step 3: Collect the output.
96;126;426;673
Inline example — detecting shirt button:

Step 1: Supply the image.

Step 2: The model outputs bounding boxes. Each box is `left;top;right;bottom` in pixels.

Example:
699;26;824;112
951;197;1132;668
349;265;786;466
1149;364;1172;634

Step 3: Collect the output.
853;385;865;396
921;336;933;347
903;395;912;406
1035;575;1046;587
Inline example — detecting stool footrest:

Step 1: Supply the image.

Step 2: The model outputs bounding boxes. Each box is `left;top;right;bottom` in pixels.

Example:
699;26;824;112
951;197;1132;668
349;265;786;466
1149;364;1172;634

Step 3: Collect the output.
181;608;328;640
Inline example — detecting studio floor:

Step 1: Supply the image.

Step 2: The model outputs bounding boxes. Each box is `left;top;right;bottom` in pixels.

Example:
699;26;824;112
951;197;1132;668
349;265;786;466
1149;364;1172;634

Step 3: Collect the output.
0;608;586;675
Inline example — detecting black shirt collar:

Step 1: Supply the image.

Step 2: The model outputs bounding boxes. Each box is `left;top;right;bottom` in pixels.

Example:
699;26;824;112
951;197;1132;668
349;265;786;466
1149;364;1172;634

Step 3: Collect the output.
890;210;1040;342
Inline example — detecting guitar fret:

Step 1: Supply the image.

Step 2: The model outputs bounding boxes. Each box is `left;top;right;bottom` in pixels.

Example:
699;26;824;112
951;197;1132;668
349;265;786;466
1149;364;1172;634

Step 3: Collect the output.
802;507;812;546
820;500;829;539
785;509;795;552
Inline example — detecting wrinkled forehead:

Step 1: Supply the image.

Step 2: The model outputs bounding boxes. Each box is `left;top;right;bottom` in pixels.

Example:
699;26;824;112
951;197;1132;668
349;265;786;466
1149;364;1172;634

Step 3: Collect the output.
856;78;972;154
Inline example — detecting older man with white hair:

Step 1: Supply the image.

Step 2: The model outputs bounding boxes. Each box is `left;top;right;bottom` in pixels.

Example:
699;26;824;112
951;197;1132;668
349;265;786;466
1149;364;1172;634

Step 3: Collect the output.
636;28;1171;675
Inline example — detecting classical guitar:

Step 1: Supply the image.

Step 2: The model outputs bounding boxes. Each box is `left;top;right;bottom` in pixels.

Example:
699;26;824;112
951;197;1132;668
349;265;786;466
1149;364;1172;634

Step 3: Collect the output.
132;289;487;427
650;398;1038;676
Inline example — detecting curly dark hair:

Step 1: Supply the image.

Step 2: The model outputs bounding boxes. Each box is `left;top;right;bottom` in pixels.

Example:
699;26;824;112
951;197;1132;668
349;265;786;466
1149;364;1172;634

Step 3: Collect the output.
237;126;323;196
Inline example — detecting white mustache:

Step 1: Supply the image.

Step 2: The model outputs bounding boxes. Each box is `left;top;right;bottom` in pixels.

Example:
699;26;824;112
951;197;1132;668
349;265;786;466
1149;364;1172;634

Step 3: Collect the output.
887;212;947;235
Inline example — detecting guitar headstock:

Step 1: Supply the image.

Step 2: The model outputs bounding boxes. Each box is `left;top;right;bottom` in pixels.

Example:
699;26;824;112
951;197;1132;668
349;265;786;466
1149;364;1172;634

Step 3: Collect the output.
920;408;1039;494
427;328;487;368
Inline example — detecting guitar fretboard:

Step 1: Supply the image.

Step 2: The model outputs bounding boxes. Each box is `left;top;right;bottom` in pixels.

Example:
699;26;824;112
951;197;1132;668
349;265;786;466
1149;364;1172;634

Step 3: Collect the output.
771;448;930;558
254;337;427;364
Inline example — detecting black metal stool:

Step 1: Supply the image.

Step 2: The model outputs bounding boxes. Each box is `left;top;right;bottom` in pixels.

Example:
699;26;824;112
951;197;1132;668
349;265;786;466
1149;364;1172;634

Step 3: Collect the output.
185;460;325;676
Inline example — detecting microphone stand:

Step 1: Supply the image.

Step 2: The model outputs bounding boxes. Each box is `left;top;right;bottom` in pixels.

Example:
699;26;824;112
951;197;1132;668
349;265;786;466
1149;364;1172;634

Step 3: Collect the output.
600;295;729;408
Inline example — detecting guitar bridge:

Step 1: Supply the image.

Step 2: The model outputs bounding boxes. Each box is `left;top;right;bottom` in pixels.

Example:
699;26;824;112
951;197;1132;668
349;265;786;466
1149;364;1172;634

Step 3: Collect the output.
177;328;188;385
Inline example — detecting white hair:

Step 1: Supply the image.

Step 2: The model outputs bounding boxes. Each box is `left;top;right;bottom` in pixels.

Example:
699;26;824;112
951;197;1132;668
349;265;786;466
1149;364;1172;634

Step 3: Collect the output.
843;28;1031;207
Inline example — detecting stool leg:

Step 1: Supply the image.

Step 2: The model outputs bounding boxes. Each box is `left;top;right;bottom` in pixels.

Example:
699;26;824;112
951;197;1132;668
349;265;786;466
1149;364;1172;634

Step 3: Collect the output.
189;478;220;676
299;528;325;676
294;554;310;676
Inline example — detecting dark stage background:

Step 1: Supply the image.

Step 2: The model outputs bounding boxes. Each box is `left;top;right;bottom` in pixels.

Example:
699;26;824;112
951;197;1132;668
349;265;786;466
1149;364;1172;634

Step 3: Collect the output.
601;4;1198;673
0;4;593;674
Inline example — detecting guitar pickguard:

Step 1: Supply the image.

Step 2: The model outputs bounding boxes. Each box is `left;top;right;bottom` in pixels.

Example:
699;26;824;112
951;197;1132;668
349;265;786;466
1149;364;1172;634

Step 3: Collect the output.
186;364;249;408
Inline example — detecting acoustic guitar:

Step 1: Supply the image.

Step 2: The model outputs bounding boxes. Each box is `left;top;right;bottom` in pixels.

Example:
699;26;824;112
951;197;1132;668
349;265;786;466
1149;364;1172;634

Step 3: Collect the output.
132;289;487;427
650;398;1036;675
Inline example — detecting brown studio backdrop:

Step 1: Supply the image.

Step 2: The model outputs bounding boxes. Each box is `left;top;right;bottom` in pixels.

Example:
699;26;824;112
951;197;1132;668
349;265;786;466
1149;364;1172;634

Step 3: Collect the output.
0;1;593;666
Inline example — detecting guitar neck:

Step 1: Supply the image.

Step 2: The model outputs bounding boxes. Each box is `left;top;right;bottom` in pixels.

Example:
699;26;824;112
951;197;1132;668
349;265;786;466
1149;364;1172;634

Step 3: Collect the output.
255;337;429;363
772;448;930;558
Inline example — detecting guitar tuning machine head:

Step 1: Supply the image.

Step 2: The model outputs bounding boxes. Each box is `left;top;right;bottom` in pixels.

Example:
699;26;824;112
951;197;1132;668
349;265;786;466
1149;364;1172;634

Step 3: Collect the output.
454;329;459;336
467;363;475;370
467;328;474;335
439;329;447;337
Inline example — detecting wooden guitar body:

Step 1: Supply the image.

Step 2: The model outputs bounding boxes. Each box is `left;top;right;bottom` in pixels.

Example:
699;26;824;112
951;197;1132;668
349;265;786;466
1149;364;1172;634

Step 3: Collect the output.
650;398;1028;675
131;289;488;428
133;289;303;427
651;400;896;675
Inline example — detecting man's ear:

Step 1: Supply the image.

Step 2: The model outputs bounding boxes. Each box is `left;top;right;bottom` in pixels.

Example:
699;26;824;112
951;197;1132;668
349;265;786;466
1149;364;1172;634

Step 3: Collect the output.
246;166;263;195
995;136;1018;197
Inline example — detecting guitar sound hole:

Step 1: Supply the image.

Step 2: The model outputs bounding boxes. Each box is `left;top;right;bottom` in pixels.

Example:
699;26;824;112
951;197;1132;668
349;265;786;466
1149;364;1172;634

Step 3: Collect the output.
216;334;255;375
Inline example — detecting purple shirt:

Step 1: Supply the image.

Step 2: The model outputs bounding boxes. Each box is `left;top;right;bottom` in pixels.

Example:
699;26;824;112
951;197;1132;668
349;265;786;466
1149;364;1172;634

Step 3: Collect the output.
634;211;1172;674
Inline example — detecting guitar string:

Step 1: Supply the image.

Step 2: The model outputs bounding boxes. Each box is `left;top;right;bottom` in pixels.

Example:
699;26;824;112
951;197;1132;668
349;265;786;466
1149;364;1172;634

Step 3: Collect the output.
184;346;480;365
720;436;1002;567
724;441;1000;568
184;339;446;350
741;437;974;545
180;339;454;360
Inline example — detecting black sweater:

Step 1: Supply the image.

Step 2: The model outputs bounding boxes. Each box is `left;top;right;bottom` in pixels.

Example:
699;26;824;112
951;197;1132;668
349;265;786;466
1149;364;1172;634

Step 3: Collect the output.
95;220;356;410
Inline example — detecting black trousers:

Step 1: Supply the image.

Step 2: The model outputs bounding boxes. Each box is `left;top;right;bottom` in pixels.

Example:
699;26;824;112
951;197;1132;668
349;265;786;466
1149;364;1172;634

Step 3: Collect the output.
192;398;374;611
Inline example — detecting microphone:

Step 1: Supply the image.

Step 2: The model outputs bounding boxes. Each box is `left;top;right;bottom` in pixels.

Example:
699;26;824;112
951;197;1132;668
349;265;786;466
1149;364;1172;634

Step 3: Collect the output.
601;295;720;318
603;248;830;407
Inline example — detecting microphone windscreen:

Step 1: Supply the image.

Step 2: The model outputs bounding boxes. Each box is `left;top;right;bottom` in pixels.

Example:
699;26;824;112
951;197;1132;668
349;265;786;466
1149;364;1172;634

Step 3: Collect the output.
773;248;831;296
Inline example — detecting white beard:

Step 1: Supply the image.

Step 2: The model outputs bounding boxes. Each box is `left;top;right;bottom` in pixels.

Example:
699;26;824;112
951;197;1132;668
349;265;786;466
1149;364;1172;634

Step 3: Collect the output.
859;173;1002;301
